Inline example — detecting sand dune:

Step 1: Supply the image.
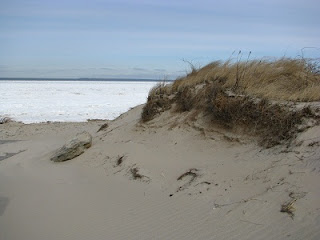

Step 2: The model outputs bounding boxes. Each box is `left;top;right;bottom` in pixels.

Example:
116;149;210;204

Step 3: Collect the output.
0;105;320;240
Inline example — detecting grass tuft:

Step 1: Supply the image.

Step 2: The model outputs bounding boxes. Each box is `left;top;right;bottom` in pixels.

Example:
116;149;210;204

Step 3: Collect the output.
141;83;172;122
171;57;320;101
281;199;296;219
175;87;195;112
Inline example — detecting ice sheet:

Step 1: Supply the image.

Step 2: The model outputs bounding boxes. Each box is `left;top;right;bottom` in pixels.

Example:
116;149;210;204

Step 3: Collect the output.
0;81;158;123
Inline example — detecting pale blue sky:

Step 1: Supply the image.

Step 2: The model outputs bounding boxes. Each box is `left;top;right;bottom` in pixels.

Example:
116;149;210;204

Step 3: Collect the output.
0;0;319;79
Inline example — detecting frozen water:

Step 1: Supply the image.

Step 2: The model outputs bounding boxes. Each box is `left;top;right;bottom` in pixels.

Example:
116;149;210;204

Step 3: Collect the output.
0;81;158;123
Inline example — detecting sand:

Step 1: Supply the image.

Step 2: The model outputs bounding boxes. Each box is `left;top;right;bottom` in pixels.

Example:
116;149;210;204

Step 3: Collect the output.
0;105;320;240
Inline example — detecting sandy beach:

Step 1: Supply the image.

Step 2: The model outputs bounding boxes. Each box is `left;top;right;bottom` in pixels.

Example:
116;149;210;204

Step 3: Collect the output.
2;0;319;238
1;103;320;240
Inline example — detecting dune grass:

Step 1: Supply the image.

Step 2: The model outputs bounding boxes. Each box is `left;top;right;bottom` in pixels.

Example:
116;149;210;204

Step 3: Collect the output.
141;57;319;147
172;57;320;101
141;83;172;122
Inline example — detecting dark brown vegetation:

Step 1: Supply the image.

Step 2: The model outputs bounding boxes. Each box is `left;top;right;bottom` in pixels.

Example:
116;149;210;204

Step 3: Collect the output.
97;122;109;132
204;87;315;147
281;199;296;219
130;167;145;180
141;83;172;122
141;57;320;147
176;168;199;192
177;168;199;181
116;155;125;166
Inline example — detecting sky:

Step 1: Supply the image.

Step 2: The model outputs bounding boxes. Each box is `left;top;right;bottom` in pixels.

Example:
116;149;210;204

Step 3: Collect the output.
0;0;319;79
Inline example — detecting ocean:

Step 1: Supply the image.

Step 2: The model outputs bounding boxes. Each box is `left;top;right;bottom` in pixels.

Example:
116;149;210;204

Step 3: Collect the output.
0;80;160;123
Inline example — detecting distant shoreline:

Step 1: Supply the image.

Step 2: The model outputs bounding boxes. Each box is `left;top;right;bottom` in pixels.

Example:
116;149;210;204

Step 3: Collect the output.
0;78;174;82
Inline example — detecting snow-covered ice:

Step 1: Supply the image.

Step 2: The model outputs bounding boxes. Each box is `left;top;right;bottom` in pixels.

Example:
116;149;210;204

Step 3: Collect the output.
0;81;158;123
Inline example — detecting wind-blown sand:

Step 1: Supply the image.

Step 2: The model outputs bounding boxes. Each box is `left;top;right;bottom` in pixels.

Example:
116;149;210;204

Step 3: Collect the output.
0;105;320;240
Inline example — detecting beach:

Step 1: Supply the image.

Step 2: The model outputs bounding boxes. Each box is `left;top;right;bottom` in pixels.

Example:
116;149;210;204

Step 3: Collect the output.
1;104;320;240
1;0;319;238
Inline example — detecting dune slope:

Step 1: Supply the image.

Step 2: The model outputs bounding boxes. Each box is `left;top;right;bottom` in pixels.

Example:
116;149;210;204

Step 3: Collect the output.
0;104;320;240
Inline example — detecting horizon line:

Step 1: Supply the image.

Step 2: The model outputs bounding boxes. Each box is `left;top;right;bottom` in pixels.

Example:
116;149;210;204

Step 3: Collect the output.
0;77;175;82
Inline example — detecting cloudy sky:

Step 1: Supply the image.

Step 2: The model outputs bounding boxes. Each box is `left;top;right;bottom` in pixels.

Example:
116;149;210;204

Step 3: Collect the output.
0;0;319;79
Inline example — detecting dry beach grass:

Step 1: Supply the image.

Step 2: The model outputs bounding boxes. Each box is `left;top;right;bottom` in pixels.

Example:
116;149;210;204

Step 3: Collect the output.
172;57;320;101
142;57;320;147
